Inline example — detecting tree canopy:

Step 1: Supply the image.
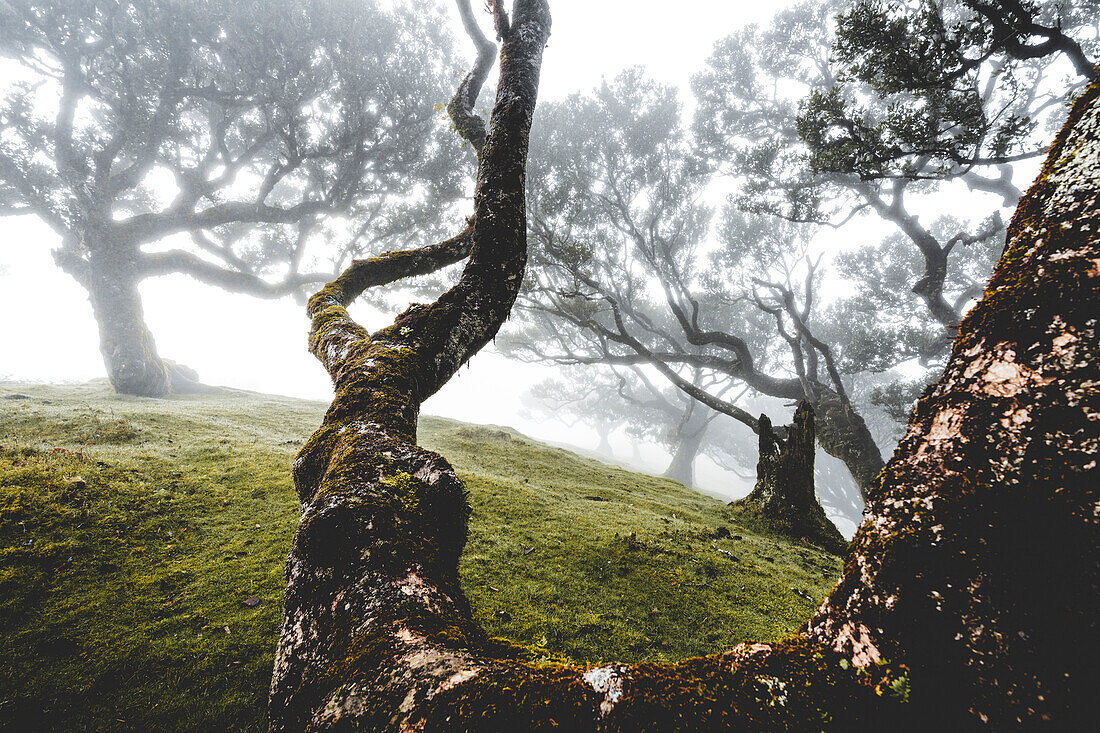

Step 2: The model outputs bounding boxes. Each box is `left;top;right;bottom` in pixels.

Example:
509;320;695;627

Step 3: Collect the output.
0;0;463;394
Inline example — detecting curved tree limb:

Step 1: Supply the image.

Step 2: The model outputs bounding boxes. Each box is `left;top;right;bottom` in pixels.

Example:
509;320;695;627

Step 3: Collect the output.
448;0;497;157
272;47;1099;730
138;249;334;298
269;3;551;728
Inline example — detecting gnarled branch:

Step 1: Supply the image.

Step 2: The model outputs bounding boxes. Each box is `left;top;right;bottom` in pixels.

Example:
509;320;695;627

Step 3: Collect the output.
270;4;551;727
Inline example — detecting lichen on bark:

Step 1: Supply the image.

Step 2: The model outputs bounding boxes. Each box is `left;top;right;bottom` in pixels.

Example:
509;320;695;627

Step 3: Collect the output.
271;13;1098;727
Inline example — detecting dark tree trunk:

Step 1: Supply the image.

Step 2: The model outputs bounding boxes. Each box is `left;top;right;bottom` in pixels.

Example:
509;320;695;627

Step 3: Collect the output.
810;389;883;501
86;246;172;397
731;403;847;555
270;27;1098;733
268;3;552;728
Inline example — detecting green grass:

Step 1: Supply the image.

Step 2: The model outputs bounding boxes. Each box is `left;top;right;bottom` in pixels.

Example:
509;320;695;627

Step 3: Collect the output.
0;381;842;732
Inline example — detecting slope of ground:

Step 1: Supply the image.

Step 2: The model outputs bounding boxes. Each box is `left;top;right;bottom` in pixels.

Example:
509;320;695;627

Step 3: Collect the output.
0;381;842;732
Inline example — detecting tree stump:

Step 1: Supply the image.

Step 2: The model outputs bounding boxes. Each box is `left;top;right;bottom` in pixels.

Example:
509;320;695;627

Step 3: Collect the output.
732;402;847;555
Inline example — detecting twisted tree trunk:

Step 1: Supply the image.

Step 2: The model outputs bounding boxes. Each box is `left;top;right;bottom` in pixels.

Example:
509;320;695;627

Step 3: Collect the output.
73;238;208;397
268;2;550;729
271;13;1097;726
662;420;706;488
810;388;883;499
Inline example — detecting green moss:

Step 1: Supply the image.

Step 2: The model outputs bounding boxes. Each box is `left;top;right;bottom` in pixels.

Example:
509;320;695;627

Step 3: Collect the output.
0;381;842;731
380;470;421;513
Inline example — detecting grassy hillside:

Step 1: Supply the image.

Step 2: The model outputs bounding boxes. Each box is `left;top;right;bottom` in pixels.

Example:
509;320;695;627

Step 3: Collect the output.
0;382;842;732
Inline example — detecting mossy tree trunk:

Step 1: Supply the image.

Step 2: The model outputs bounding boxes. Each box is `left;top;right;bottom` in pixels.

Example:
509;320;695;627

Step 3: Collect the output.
269;2;549;728
272;15;1098;727
810;389;883;499
732;403;846;555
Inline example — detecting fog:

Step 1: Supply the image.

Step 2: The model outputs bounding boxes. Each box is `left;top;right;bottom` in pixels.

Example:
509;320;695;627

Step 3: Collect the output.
0;2;796;481
0;0;1083;537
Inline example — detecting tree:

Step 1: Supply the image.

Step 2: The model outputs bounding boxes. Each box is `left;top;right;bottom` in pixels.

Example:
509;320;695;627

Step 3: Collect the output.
521;365;866;527
510;72;883;503
520;369;638;458
271;0;1098;717
520;365;748;487
694;0;1094;359
731;402;847;555
0;0;462;395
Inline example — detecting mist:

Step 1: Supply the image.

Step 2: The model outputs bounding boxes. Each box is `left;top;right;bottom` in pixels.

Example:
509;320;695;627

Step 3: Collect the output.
1;0;1095;728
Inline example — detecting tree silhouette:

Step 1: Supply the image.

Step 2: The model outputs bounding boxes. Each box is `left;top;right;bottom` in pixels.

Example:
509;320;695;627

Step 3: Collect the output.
0;0;461;394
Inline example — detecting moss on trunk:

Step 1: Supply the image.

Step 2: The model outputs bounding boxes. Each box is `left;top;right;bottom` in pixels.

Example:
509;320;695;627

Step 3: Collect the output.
270;17;1098;732
732;403;847;556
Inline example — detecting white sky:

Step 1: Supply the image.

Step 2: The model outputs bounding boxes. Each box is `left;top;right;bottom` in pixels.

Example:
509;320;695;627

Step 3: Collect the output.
0;0;1012;527
0;2;795;405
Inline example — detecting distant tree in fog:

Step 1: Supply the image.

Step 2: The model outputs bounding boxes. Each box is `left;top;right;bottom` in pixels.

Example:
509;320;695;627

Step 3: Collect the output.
0;0;462;395
510;70;884;511
521;369;632;457
520;365;753;488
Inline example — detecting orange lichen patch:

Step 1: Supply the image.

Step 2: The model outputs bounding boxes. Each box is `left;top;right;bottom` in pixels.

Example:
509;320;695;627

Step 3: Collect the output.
833;622;882;668
924;408;965;443
961;342;1056;398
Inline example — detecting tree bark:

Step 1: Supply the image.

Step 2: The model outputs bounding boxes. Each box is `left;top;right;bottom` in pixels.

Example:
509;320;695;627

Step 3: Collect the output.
810;388;883;500
731;403;847;555
86;246;172;397
662;422;706;488
271;32;1098;732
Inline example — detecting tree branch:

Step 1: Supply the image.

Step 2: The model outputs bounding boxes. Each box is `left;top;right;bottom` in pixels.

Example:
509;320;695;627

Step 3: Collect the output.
448;0;498;157
138;249;333;298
